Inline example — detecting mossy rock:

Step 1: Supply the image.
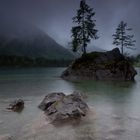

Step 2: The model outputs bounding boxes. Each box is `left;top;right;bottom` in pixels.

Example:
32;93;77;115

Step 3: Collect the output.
61;48;137;81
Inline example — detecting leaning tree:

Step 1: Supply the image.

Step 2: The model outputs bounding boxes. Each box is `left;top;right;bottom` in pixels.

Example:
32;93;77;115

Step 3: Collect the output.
113;21;136;55
71;0;98;54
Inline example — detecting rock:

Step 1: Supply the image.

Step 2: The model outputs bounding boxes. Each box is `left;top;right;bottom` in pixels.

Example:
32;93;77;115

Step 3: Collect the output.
38;92;65;111
0;134;12;140
61;48;137;81
7;99;24;112
38;92;89;122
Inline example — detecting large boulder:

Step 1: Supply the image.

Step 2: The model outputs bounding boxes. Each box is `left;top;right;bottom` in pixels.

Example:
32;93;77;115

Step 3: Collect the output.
38;92;65;111
7;99;24;112
61;48;137;81
38;92;89;122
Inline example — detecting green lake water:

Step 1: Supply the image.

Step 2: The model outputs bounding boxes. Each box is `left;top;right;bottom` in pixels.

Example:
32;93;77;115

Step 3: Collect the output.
0;68;140;140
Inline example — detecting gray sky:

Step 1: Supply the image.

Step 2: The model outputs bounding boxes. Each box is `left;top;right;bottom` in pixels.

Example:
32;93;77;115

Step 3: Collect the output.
0;0;140;54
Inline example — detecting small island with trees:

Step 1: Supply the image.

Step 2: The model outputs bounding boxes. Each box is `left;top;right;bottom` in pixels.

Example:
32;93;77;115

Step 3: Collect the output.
62;0;137;81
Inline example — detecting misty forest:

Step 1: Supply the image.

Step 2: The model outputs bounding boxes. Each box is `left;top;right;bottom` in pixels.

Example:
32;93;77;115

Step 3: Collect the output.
0;0;140;140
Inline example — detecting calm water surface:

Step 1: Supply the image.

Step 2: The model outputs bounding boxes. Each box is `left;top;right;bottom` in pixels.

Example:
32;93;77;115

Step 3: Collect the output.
0;67;140;140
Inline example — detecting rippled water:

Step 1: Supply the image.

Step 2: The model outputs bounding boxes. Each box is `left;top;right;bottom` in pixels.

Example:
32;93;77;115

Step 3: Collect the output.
0;67;140;140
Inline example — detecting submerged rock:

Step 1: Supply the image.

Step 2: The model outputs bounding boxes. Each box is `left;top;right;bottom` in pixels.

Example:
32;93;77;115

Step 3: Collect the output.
0;134;12;140
61;48;137;81
7;99;24;112
38;92;89;122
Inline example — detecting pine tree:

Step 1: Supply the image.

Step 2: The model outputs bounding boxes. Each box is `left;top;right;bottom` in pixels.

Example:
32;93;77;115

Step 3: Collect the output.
113;21;136;55
71;0;98;54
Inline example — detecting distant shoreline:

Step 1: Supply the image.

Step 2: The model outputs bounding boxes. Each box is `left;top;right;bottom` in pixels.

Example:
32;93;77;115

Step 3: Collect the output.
0;55;73;68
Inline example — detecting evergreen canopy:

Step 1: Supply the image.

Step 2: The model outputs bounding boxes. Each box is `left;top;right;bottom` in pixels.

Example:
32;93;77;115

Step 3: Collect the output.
113;21;136;55
71;0;98;54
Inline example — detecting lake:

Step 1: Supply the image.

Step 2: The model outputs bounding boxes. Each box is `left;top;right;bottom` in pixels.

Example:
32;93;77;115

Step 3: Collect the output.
0;67;140;140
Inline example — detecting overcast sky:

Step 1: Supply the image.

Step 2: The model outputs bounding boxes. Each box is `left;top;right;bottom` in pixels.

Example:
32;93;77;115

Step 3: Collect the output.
0;0;140;54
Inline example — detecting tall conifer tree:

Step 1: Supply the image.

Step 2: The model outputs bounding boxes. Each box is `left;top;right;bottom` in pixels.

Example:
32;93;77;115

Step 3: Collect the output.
71;0;98;54
113;21;136;55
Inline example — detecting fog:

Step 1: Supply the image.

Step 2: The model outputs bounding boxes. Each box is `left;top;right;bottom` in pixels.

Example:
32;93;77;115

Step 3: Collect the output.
0;0;140;54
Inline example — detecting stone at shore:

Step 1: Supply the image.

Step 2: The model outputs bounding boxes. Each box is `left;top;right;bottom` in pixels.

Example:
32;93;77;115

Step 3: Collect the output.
39;92;65;111
38;92;89;122
0;134;12;140
61;48;137;81
7;99;24;112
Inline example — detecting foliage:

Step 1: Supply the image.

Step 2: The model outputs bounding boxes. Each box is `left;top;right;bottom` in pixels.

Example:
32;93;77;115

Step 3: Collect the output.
72;51;102;69
113;21;136;55
125;54;140;66
71;0;98;54
134;54;140;66
81;52;100;60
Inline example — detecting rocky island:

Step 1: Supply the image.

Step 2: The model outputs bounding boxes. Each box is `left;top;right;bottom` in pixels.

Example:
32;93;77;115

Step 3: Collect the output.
61;48;137;81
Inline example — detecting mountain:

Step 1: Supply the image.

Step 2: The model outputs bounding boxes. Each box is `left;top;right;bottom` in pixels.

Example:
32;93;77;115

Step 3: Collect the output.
0;23;74;60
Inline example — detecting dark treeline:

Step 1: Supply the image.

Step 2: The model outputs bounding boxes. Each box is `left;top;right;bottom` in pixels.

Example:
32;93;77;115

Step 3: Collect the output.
126;54;140;66
0;55;73;67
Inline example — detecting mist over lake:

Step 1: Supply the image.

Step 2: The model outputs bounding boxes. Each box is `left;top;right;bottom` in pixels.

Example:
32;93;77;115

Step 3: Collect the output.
0;68;140;140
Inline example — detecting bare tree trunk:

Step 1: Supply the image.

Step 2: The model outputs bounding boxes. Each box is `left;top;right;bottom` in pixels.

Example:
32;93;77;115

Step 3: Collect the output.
121;44;124;55
83;44;86;54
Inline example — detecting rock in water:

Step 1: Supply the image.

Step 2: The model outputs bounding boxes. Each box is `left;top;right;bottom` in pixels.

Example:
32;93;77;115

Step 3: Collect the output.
61;48;137;81
38;92;89;122
38;92;65;111
0;134;12;140
7;99;24;112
